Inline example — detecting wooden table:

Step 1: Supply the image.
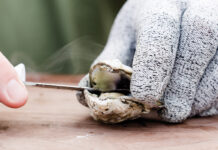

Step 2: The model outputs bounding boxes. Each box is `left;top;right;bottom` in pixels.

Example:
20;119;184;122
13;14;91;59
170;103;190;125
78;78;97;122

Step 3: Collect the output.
0;74;217;150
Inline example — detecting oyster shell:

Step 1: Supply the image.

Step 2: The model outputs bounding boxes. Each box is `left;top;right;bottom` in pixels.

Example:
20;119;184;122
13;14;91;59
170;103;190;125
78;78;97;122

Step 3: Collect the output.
89;59;132;92
84;90;150;123
82;59;163;123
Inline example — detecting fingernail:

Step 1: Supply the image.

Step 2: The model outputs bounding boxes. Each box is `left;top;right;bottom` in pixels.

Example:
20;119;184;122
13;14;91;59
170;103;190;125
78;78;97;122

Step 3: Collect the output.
6;79;27;103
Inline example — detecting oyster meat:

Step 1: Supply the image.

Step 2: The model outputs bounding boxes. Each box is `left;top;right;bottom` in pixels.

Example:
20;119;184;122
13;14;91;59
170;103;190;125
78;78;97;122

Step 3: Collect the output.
89;59;132;92
82;59;162;123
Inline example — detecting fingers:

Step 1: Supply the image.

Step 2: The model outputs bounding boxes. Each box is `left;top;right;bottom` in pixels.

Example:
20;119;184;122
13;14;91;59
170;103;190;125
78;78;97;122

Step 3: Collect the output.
130;0;182;107
191;50;218;116
160;0;218;122
93;0;137;66
0;52;28;108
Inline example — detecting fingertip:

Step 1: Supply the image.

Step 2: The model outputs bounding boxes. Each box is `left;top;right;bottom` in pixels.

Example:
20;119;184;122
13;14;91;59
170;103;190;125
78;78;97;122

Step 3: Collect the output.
0;52;28;108
0;79;28;108
2;94;28;108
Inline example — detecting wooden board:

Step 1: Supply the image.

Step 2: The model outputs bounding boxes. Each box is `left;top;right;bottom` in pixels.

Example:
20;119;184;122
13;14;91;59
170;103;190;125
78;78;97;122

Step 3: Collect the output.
0;74;217;150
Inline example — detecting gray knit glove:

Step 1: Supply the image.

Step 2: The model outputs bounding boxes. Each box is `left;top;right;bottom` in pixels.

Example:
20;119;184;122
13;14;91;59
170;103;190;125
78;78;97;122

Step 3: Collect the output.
78;0;218;123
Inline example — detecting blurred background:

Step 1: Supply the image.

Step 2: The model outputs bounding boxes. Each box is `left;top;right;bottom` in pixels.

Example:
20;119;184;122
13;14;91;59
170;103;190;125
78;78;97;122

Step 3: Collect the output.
0;0;125;74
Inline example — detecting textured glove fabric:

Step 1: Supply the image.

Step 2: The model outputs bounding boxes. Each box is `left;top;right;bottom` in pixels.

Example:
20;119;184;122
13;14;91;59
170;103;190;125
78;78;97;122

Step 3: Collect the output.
78;0;218;123
191;51;218;117
158;0;218;122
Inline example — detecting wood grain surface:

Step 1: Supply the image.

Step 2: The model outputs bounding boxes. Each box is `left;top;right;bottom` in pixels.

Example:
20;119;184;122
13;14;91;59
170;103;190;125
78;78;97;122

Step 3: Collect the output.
0;74;217;150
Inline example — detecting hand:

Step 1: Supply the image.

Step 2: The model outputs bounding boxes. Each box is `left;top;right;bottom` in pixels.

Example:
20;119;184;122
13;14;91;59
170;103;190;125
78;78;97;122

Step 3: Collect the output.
0;52;28;108
79;0;218;123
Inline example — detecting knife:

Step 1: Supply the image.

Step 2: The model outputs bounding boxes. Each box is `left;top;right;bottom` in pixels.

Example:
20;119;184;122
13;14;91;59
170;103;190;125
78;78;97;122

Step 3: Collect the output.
24;81;130;94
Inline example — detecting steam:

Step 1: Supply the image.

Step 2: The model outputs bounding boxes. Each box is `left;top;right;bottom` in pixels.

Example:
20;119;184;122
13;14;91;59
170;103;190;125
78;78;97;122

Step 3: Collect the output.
10;36;104;74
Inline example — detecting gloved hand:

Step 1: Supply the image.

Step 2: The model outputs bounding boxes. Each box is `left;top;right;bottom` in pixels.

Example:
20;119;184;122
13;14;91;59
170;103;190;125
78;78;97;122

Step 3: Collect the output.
77;0;218;123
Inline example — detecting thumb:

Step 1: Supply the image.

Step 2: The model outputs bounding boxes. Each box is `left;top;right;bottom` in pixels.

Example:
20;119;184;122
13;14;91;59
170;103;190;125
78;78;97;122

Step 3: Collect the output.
0;52;28;108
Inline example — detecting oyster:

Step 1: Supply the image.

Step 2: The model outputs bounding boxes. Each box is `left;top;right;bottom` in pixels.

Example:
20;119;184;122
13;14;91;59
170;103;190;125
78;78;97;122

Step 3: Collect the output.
82;59;162;123
89;59;132;92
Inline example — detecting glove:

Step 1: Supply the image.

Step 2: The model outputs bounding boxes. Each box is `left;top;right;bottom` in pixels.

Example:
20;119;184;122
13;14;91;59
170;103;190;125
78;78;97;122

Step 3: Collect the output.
78;0;218;123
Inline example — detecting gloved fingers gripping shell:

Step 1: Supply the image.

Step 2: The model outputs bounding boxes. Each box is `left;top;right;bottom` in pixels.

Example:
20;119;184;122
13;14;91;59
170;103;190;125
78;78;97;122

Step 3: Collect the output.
130;0;182;108
77;0;218;123
159;0;218;122
126;0;218;122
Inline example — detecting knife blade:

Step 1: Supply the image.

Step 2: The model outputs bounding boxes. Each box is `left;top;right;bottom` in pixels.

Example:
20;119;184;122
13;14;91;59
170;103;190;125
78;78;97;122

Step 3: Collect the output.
24;81;130;94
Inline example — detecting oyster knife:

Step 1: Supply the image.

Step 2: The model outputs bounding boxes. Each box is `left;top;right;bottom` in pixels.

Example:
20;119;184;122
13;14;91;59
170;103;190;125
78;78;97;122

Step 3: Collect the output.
24;82;130;94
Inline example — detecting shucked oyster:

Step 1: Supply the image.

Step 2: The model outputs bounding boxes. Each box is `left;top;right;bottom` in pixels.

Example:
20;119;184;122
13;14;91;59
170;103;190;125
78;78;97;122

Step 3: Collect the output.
81;59;162;123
